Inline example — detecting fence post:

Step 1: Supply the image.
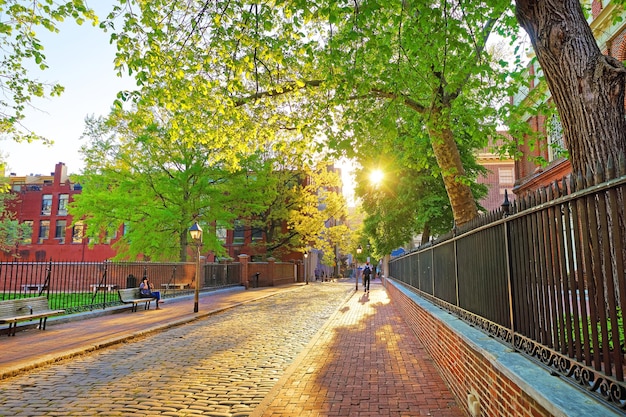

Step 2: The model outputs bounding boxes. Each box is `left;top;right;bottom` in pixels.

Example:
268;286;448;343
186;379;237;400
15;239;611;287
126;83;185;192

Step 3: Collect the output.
502;191;515;332
430;246;435;295
453;238;459;307
238;254;249;289
503;219;515;331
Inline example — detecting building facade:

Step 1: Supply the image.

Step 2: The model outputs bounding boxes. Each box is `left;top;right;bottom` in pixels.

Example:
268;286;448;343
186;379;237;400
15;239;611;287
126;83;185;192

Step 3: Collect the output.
3;162;116;262
476;134;516;213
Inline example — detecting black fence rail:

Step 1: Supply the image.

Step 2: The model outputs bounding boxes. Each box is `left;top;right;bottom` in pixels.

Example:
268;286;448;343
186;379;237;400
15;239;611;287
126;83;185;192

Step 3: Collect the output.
390;155;626;412
0;260;241;314
202;263;241;289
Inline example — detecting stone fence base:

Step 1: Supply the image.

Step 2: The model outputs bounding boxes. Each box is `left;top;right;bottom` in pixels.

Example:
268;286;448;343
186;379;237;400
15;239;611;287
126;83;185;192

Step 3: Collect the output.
383;278;621;417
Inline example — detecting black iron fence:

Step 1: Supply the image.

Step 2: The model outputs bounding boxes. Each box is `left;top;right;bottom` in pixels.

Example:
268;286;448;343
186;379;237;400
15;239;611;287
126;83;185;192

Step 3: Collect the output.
390;156;626;412
0;260;241;313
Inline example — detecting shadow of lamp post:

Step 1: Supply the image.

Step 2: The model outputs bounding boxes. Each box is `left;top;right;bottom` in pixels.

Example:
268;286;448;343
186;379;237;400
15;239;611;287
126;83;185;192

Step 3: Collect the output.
189;221;203;313
355;245;362;291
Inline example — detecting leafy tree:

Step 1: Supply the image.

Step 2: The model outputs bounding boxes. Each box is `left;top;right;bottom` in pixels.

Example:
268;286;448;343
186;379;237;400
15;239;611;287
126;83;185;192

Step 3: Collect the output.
297;164;350;270
351;101;487;252
72;106;347;263
105;0;518;226
250;152;349;265
71;112;273;262
515;0;626;177
0;0;97;142
246;157;303;259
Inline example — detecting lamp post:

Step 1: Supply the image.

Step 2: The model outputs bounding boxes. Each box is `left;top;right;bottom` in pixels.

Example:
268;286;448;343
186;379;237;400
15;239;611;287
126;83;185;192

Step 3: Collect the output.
189;222;203;313
304;251;309;285
356;245;362;290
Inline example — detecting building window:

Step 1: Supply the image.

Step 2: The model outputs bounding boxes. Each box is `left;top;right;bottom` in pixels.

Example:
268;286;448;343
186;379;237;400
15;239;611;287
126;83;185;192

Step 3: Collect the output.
233;220;245;245
22;220;33;244
38;221;50;244
58;194;69;215
55;220;67;243
498;168;514;185
41;194;52;215
216;225;227;243
252;227;263;241
547;113;566;162
104;227;116;244
72;223;85;243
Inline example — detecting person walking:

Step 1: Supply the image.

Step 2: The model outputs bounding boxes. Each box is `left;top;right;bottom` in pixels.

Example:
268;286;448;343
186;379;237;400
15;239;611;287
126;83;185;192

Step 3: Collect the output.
363;262;372;292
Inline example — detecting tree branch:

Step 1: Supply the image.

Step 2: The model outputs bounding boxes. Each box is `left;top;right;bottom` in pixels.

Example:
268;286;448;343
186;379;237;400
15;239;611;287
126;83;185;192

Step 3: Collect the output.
367;88;427;113
234;78;428;115
233;79;324;106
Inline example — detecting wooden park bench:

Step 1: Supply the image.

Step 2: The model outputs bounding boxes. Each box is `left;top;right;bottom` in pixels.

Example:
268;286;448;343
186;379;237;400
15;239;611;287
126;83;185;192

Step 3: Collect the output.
0;297;65;336
90;283;120;294
161;282;189;290
21;284;48;293
117;288;157;312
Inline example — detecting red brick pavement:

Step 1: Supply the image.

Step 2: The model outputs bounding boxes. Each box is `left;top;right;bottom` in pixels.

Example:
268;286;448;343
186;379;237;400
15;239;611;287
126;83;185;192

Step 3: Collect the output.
252;280;466;417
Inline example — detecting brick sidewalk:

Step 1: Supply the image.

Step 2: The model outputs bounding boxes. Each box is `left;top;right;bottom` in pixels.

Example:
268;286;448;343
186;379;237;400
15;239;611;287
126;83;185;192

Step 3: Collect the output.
252;280;465;417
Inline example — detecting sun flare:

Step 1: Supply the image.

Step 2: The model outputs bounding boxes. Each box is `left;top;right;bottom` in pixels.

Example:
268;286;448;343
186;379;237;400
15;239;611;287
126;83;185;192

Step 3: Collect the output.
369;169;384;186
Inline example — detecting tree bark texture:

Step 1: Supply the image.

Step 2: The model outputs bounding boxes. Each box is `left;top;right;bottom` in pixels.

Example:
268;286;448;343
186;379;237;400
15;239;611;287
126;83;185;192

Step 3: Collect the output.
428;107;478;226
516;0;626;177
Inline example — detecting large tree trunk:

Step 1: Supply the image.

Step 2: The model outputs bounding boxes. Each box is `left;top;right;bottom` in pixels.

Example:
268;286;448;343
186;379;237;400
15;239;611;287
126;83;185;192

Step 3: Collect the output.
515;0;626;176
428;107;478;226
517;1;626;310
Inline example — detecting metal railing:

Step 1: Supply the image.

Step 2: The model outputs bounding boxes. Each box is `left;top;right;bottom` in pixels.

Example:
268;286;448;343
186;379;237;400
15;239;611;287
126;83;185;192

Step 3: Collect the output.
390;155;626;412
0;260;241;314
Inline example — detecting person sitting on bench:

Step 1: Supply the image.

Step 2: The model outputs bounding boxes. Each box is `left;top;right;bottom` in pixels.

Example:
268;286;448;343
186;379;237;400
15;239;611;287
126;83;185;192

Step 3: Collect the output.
139;277;164;309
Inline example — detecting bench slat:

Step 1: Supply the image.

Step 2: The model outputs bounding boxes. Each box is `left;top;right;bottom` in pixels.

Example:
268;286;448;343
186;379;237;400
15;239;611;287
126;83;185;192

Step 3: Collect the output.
118;288;157;312
0;297;65;336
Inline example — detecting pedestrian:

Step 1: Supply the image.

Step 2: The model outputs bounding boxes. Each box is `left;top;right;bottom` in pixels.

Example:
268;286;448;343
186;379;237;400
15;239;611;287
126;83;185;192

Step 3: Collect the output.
139;277;164;309
363;262;372;292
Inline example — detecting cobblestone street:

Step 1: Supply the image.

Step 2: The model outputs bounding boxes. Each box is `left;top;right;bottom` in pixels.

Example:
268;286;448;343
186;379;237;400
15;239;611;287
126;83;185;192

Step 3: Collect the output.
0;283;353;417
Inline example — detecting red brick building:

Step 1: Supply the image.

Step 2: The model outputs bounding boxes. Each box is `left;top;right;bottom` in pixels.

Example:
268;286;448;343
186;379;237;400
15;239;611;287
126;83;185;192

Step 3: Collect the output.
3;162;116;262
476;134;516;212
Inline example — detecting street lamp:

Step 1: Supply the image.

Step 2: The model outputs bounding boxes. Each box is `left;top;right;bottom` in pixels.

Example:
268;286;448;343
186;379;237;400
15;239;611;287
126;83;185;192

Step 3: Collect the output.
355;245;362;290
304;251;309;285
189;221;203;313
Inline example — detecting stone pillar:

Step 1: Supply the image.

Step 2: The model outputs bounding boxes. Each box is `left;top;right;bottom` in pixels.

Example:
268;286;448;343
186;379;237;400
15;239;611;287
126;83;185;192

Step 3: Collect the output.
267;257;276;286
238;254;249;289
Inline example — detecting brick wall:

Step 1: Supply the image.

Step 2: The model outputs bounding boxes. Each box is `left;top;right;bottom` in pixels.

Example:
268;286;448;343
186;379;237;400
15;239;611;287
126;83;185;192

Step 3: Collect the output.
384;279;620;417
240;256;301;288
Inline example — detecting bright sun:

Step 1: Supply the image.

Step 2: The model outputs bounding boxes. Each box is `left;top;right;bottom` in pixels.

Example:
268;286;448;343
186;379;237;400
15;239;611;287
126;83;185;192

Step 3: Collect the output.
369;169;384;186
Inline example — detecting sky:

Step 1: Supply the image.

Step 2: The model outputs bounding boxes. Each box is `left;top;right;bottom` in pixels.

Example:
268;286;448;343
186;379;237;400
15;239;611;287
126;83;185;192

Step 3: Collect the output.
2;3;133;176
